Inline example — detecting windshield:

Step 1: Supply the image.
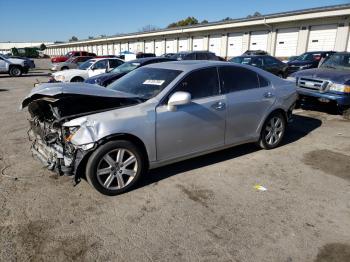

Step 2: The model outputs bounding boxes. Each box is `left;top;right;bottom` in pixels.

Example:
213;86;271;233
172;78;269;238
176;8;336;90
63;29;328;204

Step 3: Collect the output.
320;54;350;70
111;61;140;74
295;53;318;62
108;67;182;100
230;57;251;64
78;60;93;70
66;52;73;57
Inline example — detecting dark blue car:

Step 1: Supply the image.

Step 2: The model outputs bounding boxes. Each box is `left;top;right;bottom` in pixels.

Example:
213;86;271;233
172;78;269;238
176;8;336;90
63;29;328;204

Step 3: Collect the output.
85;57;175;87
289;52;350;116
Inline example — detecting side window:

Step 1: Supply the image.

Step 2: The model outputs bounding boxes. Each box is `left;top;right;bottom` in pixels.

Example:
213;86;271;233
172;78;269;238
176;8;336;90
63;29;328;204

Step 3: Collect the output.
220;66;260;93
93;60;108;69
73;52;80;57
252;57;263;67
196;53;207;60
186;53;196;60
263;57;279;66
172;68;220;100
258;74;269;87
109;59;123;68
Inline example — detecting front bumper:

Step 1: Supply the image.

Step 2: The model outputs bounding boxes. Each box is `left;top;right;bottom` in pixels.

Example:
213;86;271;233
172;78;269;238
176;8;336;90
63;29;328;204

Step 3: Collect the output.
297;88;350;107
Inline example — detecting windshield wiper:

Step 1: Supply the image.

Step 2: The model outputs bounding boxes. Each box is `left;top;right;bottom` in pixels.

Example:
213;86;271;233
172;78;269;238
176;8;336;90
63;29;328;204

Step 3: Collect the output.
322;65;336;69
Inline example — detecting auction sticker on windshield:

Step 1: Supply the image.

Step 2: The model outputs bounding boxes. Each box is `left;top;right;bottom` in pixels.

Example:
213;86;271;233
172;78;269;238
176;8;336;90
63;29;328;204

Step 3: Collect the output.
143;80;165;85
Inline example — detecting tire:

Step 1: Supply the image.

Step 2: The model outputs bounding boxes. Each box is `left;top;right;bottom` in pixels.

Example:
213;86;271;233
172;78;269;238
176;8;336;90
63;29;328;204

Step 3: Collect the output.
71;77;84;82
86;140;146;196
277;72;284;78
9;66;22;77
258;112;286;149
339;106;350;120
61;66;69;70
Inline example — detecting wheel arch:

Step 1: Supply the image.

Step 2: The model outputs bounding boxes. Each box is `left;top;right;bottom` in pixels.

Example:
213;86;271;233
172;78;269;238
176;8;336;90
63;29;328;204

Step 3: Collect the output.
257;108;288;135
75;133;149;180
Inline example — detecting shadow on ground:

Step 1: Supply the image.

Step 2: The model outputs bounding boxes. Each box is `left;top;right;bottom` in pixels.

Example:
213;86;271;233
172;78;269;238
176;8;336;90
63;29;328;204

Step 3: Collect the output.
137;114;322;188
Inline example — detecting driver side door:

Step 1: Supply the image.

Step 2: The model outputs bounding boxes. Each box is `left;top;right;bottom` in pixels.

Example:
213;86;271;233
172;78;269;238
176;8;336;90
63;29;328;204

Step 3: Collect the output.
156;67;226;161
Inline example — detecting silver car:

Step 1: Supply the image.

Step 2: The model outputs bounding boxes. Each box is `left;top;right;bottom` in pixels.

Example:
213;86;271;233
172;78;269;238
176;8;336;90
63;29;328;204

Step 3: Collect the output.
50;56;94;71
22;61;297;195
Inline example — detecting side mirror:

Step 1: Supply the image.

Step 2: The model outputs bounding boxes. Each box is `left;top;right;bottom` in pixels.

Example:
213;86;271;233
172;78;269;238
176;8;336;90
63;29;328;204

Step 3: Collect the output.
167;91;191;111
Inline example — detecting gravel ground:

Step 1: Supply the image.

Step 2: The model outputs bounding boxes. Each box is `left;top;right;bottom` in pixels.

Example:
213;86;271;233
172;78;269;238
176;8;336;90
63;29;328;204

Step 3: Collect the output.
0;59;349;262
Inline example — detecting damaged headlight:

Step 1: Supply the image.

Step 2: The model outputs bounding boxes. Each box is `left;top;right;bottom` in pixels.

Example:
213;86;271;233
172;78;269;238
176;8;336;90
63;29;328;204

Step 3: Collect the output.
64;126;80;142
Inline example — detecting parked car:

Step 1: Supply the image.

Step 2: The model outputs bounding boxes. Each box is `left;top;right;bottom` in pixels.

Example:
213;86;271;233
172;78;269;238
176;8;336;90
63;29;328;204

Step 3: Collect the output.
6;55;35;69
170;51;220;61
51;56;94;71
287;51;335;75
85;57;175;87
282;56;299;63
288;52;350;117
22;61;297;195
136;53;156;58
242;50;269;56
51;58;124;82
161;53;176;58
0;54;30;76
229;55;288;78
51;51;96;63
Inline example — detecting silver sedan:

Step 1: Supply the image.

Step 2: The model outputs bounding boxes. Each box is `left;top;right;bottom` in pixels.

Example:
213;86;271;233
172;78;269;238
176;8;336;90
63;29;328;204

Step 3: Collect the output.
23;61;297;195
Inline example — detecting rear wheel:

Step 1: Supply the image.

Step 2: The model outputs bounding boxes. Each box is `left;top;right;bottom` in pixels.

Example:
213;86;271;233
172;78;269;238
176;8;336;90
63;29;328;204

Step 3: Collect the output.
86;140;145;196
258;112;286;149
9;66;22;77
71;76;84;82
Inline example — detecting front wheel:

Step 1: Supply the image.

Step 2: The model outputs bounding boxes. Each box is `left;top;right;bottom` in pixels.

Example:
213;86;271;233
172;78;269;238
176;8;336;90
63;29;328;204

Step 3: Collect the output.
86;140;145;196
9;66;22;77
71;76;84;82
258;112;286;149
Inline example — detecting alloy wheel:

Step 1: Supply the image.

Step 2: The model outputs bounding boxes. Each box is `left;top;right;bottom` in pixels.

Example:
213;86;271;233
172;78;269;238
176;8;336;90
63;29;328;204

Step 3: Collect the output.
265;116;284;146
96;148;138;190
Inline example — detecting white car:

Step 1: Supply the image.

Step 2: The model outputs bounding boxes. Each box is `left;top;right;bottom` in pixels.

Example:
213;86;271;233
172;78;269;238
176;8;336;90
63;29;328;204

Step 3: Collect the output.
51;58;124;82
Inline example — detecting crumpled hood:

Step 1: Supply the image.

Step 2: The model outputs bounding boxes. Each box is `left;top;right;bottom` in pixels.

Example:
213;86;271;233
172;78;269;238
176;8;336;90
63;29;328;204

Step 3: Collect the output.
292;68;350;84
21;82;138;108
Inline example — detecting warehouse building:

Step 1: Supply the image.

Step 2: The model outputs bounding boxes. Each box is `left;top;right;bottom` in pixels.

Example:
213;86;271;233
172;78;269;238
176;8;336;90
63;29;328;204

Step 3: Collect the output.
45;4;350;59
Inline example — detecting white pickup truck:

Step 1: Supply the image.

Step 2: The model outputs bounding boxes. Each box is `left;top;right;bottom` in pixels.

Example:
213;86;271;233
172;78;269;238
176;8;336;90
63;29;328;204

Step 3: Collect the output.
0;54;30;77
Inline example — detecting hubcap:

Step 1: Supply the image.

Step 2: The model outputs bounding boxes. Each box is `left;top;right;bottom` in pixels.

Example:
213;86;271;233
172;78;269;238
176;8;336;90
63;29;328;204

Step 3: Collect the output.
96;148;138;190
13;68;20;75
265;117;284;146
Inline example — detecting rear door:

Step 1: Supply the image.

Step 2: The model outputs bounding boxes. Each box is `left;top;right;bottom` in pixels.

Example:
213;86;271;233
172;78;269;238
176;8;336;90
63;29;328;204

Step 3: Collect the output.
156;67;226;161
219;65;276;144
88;59;108;77
0;56;7;72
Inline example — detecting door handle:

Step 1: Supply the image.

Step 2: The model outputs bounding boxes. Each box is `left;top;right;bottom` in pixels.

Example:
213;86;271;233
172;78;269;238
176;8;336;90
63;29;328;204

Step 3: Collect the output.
264;92;275;98
211;101;226;111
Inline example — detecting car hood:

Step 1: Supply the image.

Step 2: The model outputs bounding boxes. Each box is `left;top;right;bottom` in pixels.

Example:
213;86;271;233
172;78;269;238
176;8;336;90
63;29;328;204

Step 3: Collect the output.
53;68;85;76
21;82;138;108
293;68;350;84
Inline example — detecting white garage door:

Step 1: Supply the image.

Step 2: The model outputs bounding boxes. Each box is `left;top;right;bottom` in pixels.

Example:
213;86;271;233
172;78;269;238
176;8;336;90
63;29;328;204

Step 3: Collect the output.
92;46;98;55
102;44;108;55
249;31;269;51
136;42;143;53
108;44;113;55
227;33;243;57
347;34;350;52
120;43;128;52
145;41;154;53
275;28;299;57
166;39;176;53
178;38;189;52
114;43;120;55
193;37;204;51
307;24;337;51
155;40;165;56
209;35;222;56
129;42;136;53
97;45;103;55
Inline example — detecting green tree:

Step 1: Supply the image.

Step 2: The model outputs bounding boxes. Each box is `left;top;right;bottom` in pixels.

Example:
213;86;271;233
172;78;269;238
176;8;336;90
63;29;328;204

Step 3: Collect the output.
40;43;46;50
201;20;209;24
69;36;78;42
167;17;199;28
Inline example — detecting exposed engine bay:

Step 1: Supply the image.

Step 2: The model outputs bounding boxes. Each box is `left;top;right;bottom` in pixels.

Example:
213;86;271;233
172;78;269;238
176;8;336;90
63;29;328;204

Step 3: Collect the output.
25;92;140;182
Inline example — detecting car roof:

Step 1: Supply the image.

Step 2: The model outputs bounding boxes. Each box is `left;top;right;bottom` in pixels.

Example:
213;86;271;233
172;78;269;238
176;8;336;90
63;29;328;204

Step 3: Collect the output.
177;51;214;54
91;57;123;62
145;60;228;71
234;55;271;58
128;57;174;64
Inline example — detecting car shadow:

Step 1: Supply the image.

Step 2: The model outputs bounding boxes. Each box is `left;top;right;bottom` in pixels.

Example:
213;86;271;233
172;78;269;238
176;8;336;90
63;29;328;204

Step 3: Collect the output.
136;114;322;189
0;73;49;78
298;101;340;115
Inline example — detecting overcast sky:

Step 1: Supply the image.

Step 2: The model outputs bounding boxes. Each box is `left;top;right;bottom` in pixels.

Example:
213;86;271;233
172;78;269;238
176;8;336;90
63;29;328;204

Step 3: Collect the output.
0;0;348;42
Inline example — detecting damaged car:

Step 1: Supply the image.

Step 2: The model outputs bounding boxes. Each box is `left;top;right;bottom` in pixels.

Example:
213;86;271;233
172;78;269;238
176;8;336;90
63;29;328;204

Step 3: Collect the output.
22;61;297;195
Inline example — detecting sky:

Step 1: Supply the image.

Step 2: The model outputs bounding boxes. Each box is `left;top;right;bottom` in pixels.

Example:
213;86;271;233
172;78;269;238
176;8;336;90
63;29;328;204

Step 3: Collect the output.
0;0;348;42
